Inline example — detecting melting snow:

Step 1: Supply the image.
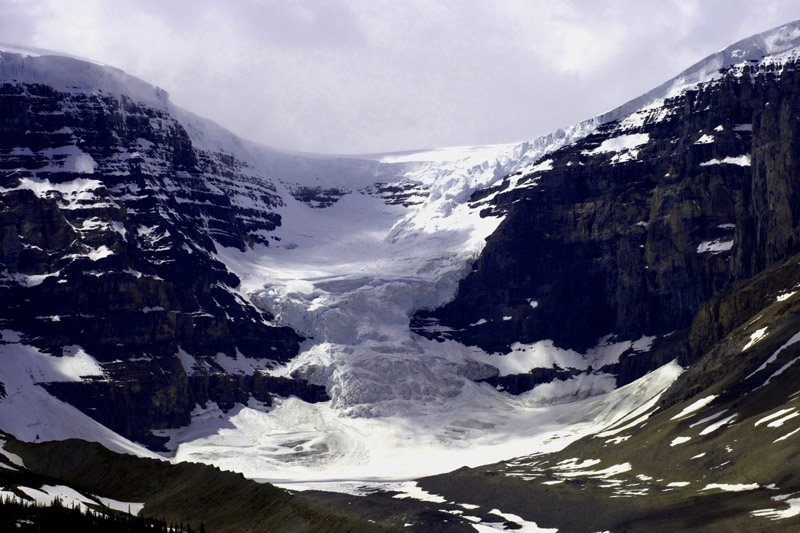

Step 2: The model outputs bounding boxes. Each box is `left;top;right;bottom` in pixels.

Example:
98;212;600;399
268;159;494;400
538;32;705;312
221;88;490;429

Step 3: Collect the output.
0;337;158;458
0;438;25;468
763;356;800;387
699;155;751;167
766;411;799;428
39;145;97;174
161;363;683;483
0;175;103;199
755;408;797;427
752;496;800;520
389;482;447;504
586;133;650;155
19;485;97;513
697;239;733;254
523;159;554;174
583;133;649;164
94;496;144;515
742;327;769;351
670;395;717;420
775;427;800;443
694;134;715;144
87;246;113;261
556;458;601;470
689;410;728;428
698;414;738;436
559;462;632;479
777;291;797;302
747;331;800;379
701;483;759;492
484;509;557;532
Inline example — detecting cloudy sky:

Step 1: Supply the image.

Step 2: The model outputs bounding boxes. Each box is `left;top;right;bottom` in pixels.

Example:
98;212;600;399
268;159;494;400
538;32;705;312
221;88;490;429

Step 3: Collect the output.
2;1;799;154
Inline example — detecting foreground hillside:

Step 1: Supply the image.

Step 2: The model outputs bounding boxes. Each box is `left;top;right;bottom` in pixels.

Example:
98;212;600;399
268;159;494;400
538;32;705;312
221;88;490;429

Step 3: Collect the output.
0;433;391;532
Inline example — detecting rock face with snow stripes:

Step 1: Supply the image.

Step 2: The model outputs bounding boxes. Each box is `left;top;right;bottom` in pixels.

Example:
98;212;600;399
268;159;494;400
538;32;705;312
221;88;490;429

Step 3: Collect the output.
0;71;320;448
416;54;800;389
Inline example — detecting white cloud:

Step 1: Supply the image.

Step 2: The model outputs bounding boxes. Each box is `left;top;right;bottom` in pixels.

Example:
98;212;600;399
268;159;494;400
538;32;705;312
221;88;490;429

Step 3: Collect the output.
1;0;799;153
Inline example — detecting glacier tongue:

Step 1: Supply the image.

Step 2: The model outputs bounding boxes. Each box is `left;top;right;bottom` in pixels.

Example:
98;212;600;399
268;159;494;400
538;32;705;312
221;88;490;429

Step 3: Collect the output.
214;156;508;416
203;107;607;419
154;108;670;481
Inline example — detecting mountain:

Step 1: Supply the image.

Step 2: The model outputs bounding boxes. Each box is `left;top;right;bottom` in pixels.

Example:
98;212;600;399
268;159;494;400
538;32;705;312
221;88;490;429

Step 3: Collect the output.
2;19;800;532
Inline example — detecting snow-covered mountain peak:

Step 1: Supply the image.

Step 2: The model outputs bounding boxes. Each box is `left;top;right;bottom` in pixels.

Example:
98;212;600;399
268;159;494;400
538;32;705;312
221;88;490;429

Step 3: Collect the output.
597;19;800;125
0;46;169;110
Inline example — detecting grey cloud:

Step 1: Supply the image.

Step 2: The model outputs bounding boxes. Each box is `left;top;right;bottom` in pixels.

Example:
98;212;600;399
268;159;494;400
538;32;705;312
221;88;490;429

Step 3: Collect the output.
3;0;800;153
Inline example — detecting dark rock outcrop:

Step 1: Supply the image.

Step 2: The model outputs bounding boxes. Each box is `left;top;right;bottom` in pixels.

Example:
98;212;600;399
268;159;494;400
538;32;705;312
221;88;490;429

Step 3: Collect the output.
289;186;347;208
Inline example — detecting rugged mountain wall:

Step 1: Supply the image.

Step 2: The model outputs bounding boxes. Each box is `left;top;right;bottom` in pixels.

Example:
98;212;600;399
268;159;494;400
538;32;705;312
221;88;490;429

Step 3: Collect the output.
0;77;324;448
416;247;800;532
417;59;800;387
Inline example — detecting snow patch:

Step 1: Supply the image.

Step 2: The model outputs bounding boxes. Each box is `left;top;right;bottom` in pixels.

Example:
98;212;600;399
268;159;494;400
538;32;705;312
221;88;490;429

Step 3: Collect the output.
583;133;649;163
670;395;717;420
699;155;751;167
775;427;800;443
777;291;796;302
19;485;98;513
88;246;113;261
697;239;733;254
486;509;557;532
747;331;800;379
0;340;158;458
523;159;554;174
755;408;797;427
763;356;800;387
94;495;145;516
586;133;650;155
698;414;738;435
701;483;759;492
743;327;769;351
0;438;25;468
39;145;96;174
390;482;447;503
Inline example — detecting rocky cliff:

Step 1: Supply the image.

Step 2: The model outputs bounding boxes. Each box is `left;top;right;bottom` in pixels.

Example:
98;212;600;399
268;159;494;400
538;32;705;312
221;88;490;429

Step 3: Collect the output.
0;62;324;449
416;54;800;390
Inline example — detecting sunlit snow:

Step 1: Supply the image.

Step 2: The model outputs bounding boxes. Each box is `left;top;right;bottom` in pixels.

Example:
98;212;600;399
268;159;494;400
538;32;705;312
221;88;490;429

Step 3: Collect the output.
670;395;717;420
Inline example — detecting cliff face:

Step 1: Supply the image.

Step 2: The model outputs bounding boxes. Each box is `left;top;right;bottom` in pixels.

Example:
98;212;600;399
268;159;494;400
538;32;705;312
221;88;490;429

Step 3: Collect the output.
0;79;323;449
415;59;800;387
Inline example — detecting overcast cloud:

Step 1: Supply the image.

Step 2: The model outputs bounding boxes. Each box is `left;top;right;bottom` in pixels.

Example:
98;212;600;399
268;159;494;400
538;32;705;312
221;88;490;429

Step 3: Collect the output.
2;0;799;154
